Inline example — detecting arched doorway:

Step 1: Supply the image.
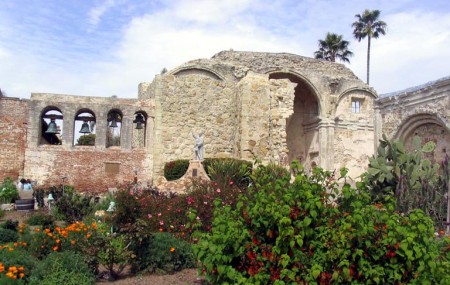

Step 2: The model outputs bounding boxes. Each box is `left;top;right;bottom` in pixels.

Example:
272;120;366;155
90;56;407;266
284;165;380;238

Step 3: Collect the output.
269;73;321;166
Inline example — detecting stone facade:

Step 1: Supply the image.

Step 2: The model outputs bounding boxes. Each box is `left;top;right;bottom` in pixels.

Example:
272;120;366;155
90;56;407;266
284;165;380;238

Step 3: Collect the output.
376;76;450;164
0;51;448;192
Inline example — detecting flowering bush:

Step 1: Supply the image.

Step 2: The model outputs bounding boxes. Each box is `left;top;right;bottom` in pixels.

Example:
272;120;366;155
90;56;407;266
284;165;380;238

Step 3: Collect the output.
164;159;190;181
194;162;450;284
0;242;37;284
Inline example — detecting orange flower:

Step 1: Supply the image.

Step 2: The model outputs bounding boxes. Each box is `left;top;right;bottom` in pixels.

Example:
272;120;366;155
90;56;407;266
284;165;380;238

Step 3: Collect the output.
170;247;175;253
71;240;76;245
53;246;58;251
19;273;25;278
56;239;61;244
86;233;91;238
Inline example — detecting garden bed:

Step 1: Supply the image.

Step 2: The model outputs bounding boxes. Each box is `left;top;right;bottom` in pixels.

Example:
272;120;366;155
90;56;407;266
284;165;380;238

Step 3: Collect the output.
1;210;203;285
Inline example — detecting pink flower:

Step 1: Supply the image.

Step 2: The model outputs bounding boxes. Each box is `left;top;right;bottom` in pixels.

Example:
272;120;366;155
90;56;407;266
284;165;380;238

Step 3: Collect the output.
196;216;200;221
204;201;208;205
187;196;194;205
148;214;152;219
229;180;234;185
157;213;162;217
216;188;221;193
159;221;164;225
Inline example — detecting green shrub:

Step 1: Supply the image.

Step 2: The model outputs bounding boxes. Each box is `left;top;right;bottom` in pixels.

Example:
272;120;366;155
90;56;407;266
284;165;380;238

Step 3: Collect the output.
164;159;190;181
0;208;4;219
76;133;96;146
203;158;252;189
1;219;19;231
53;192;96;223
97;233;134;280
0;177;20;203
194;162;450;284
0;228;18;243
26;213;54;228
366;135;449;229
29;251;95;285
0;245;38;283
140;232;196;273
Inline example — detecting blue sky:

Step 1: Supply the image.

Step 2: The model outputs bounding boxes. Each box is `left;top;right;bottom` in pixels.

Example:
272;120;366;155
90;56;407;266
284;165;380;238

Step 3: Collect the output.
1;0;449;98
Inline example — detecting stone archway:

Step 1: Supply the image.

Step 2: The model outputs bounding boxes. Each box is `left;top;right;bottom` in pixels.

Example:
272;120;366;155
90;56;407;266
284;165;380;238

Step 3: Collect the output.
397;114;450;164
269;73;320;166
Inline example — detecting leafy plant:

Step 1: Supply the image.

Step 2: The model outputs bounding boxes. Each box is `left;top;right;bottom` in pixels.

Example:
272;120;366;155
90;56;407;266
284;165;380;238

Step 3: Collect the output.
0;244;38;284
164;159;190;181
204;158;252;189
366;135;448;228
76;134;95;146
28;251;95;285
1;219;19;231
53;192;96;223
0;228;18;243
25;213;54;228
140;232;196;274
97;234;133;281
194;162;450;284
0;177;20;203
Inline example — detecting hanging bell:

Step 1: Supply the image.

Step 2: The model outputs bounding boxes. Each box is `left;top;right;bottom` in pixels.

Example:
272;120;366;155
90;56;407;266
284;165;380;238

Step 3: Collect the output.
109;118;118;128
79;121;91;134
45;119;59;134
47;193;54;202
133;113;145;129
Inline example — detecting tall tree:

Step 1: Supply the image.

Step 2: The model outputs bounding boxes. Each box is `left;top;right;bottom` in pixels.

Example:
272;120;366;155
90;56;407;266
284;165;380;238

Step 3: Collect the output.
314;32;353;63
352;9;387;84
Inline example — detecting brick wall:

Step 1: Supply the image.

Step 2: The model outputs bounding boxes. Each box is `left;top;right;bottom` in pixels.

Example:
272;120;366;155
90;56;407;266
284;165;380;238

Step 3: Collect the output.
0;97;28;182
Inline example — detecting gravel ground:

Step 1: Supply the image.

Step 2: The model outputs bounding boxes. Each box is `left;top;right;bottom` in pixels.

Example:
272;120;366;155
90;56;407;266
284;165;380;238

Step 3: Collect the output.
1;209;205;285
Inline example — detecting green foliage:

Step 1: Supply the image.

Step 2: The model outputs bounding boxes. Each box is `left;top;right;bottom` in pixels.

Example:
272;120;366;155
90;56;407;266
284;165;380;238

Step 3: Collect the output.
0;177;20;203
366;135;448;229
53;191;96;223
0;228;18;243
204;158;252;189
76;134;95;146
164;159;190;181
97;234;133;280
29;251;95;285
0;208;4;219
140;232;196;274
194;163;450;284
0;246;38;284
25;213;54;228
1;219;19;231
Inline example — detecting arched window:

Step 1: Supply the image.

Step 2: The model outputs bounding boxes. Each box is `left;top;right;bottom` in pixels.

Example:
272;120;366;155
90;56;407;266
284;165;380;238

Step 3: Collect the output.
106;109;122;147
41;108;63;145
74;110;96;146
132;112;147;148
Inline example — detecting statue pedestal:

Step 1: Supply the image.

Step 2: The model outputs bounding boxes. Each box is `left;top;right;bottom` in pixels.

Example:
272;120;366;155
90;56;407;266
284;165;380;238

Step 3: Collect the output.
185;160;209;180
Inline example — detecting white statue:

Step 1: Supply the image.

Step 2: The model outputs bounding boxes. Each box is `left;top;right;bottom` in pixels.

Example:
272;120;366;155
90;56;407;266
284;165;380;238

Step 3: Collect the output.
192;131;205;160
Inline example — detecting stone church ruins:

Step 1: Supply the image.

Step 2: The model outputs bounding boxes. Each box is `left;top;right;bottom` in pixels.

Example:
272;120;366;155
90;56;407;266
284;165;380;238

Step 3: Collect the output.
1;50;449;192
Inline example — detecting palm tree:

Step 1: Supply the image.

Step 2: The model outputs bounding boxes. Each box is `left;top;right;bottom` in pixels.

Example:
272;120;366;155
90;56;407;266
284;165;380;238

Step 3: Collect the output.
352;9;387;84
314;32;353;63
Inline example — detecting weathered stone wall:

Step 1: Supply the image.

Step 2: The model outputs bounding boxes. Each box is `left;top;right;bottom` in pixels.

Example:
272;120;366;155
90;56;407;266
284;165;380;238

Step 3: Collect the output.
151;73;239;176
377;77;450;163
23;93;155;192
0;97;28;181
333;90;376;177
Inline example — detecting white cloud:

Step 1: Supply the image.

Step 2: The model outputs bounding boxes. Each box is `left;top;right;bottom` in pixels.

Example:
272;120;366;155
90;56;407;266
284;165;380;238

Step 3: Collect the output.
88;0;117;27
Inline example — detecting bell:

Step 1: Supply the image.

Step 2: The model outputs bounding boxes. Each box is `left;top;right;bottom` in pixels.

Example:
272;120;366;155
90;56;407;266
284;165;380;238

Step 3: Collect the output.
109;118;118;128
47;193;54;202
107;201;116;212
45;119;59;134
79;121;91;134
133;113;145;129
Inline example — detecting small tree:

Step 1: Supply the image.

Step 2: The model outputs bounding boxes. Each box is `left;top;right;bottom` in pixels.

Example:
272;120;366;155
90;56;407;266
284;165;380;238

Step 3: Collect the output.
77;134;96;145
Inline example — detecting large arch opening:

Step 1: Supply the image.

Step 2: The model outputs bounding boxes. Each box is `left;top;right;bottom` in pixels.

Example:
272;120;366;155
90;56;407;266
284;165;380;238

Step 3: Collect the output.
269;72;320;165
397;114;450;164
